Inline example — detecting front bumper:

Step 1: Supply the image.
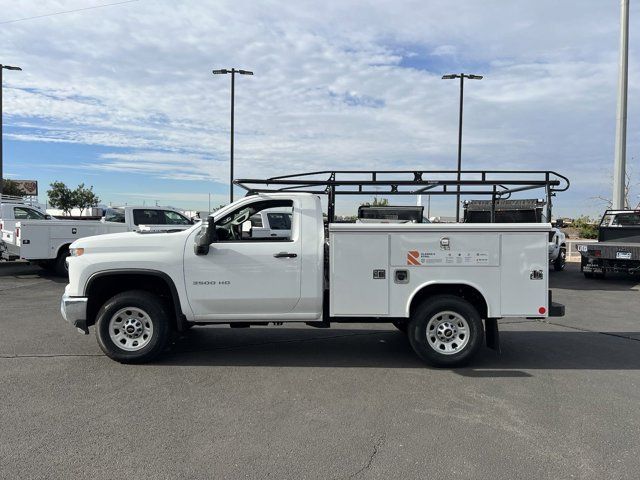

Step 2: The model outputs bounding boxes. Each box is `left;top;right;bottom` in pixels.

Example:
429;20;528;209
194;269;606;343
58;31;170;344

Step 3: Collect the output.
60;292;89;335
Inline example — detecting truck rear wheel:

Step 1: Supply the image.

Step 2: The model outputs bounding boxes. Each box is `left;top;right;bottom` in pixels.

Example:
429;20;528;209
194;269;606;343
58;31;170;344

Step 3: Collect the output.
95;290;170;363
408;295;483;367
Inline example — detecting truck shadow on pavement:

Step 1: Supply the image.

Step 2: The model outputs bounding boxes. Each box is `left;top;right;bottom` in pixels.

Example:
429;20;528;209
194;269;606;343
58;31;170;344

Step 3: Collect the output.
157;327;640;374
0;263;67;284
550;264;639;292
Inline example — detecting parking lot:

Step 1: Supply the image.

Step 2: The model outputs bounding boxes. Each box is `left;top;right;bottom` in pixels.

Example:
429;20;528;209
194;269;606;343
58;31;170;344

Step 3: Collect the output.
1;262;639;480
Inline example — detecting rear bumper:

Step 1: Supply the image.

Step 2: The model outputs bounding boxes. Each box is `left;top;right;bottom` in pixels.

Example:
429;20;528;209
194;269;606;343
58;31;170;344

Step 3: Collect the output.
0;241;20;261
60;292;89;334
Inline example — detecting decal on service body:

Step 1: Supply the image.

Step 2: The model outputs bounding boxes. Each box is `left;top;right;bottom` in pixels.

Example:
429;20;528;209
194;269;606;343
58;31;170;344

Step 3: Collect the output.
406;250;489;266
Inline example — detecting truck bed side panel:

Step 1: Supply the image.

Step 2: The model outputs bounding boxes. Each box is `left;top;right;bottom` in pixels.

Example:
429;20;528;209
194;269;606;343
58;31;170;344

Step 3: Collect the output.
388;232;501;318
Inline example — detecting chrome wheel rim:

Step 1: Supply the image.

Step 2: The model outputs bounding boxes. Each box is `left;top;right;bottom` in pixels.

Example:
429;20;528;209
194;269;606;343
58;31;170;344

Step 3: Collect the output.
425;311;470;355
108;307;153;351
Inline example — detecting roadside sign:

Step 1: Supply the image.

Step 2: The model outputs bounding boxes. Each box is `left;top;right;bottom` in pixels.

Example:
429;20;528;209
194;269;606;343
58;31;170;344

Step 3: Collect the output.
11;180;38;196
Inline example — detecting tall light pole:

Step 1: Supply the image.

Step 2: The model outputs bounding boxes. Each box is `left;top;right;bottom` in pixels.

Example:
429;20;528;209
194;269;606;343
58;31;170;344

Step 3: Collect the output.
612;0;629;210
212;68;253;203
0;64;22;196
442;73;483;221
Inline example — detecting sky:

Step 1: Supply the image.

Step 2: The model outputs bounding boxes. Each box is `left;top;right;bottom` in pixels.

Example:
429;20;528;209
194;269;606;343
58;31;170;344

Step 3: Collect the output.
0;0;638;217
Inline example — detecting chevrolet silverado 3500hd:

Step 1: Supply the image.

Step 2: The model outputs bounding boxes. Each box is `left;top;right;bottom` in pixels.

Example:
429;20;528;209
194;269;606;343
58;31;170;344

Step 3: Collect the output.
61;192;564;366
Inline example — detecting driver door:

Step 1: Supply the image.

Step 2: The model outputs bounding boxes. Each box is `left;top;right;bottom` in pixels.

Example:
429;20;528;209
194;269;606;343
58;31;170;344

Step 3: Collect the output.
183;200;301;319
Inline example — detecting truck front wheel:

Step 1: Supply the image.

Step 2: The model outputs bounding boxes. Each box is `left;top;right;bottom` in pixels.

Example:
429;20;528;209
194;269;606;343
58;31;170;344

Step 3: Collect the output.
95;290;170;363
553;246;566;271
408;295;483;367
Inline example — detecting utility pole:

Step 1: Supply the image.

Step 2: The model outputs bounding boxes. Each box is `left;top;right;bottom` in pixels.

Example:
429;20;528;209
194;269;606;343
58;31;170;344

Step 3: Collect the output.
612;0;629;210
212;68;254;204
0;64;22;196
442;73;483;221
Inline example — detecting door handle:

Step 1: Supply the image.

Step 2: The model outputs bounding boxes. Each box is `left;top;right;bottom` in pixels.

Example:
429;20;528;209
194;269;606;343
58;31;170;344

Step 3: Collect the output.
274;252;297;258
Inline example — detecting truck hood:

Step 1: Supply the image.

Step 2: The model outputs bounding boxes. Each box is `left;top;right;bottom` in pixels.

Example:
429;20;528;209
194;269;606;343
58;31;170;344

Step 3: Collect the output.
70;229;193;250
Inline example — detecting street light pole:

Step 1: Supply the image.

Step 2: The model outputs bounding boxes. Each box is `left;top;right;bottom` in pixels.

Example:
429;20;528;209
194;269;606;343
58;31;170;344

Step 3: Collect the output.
612;0;629;210
212;68;253;204
0;64;22;196
442;73;483;221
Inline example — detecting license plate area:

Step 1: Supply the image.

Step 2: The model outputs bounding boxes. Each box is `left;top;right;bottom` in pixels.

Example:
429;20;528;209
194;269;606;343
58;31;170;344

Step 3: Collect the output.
616;251;632;260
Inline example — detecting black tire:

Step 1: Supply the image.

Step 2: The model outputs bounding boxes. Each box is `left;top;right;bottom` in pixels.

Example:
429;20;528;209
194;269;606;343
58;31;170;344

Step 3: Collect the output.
95;290;171;363
54;247;70;277
583;272;594;279
553;246;566;271
408;295;483;367
392;320;408;333
594;271;606;280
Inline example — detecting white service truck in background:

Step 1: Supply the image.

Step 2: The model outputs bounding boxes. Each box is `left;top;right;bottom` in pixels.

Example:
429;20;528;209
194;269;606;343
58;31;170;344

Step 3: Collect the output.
2;205;194;275
61;193;564;367
0;198;50;247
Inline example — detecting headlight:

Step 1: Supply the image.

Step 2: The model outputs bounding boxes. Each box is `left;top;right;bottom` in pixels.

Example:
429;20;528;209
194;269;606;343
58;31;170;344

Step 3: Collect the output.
69;247;85;257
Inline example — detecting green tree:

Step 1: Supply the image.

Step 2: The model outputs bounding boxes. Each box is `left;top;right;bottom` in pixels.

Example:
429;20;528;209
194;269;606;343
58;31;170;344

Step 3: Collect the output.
2;179;23;196
361;197;389;207
74;183;100;215
47;181;75;215
573;216;598;239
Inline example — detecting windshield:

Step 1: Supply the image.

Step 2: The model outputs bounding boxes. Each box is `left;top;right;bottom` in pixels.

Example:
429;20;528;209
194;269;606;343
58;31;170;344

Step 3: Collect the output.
14;207;46;220
601;213;640;227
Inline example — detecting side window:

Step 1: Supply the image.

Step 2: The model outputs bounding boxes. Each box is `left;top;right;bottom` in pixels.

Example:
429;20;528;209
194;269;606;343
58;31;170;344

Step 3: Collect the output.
267;212;292;230
104;209;125;223
133;209;165;225
14;207;45;220
164;210;190;225
250;214;263;228
214;200;293;242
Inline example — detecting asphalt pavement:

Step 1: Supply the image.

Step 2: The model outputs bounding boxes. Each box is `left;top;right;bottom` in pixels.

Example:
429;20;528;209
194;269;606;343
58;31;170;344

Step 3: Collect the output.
0;261;638;479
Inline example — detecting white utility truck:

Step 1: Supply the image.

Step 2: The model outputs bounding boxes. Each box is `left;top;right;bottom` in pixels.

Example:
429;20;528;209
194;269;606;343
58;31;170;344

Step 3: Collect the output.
61;170;567;367
0;197;50;248
3;205;194;275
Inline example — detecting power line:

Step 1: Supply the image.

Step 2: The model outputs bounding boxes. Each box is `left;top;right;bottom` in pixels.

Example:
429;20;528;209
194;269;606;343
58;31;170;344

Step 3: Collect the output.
0;0;141;26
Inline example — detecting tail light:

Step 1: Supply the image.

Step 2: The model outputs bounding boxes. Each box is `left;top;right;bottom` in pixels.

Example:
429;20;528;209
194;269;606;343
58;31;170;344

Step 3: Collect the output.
15;227;20;239
0;221;3;231
593;249;601;257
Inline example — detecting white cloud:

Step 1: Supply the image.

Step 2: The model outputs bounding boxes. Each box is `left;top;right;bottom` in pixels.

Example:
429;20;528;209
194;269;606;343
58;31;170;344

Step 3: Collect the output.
0;0;638;215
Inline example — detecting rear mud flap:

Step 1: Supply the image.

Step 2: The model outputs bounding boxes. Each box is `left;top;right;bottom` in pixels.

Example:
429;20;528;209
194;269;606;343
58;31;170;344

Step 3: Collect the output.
485;318;500;353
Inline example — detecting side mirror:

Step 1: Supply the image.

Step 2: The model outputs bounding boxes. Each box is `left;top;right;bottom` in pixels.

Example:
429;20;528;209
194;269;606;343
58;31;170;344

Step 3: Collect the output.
194;219;216;255
44;214;52;220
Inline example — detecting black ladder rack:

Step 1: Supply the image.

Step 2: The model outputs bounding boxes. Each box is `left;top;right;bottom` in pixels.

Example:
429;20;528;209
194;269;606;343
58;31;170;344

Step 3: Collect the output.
234;169;570;223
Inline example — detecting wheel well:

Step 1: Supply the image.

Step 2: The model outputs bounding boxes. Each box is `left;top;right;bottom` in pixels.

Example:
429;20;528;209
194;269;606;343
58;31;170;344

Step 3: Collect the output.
85;272;184;330
409;284;489;319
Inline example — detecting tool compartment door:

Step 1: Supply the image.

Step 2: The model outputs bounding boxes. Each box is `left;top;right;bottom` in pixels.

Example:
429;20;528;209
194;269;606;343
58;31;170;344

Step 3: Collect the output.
330;233;389;316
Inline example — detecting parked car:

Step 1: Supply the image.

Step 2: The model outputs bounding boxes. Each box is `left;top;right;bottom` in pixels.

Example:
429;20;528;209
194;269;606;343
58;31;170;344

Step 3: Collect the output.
61;192;564;366
578;209;640;278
